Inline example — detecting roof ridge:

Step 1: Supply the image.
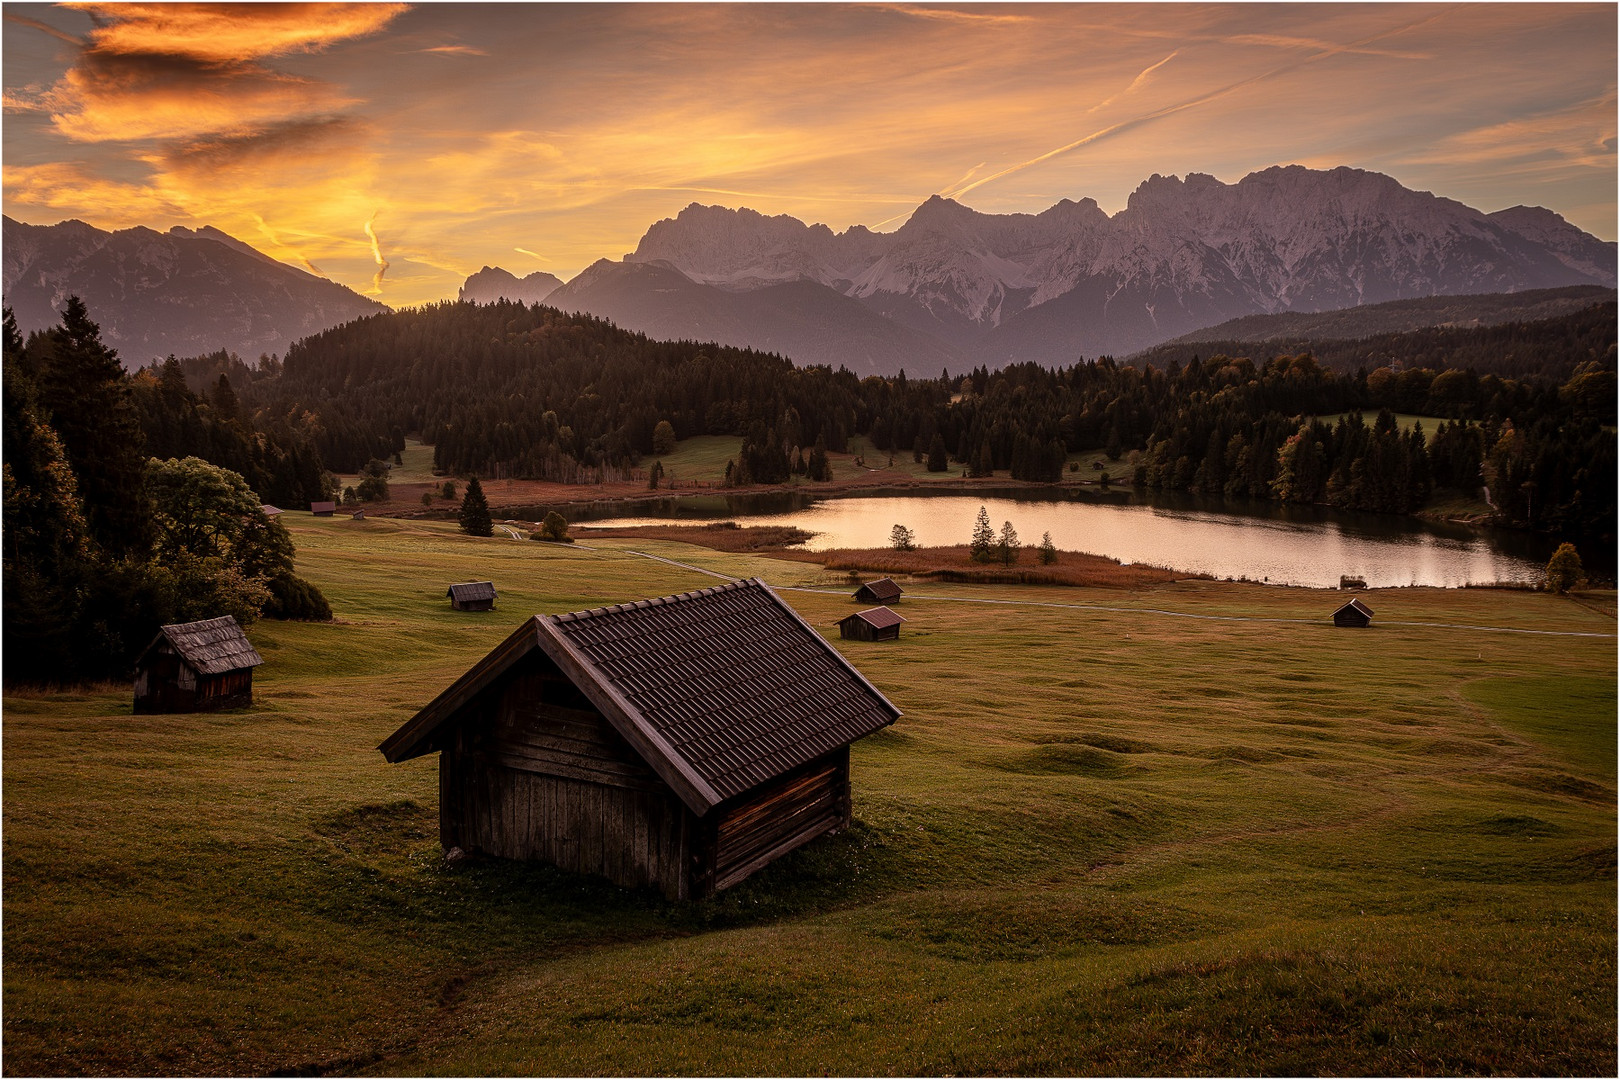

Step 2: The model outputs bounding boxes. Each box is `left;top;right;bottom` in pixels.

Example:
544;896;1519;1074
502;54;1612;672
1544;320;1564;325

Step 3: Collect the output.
550;577;756;624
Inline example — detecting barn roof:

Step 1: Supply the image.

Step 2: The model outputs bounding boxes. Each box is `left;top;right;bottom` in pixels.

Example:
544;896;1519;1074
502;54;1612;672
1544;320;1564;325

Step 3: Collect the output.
842;607;906;630
260;504;284;517
448;581;497;602
381;578;901;815
139;616;264;676
1333;598;1374;618
856;577;903;602
310;501;336;513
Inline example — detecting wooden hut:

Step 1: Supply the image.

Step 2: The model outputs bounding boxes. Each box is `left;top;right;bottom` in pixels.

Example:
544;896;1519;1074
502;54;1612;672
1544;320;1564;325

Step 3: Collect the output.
310;501;336;517
448;581;497;611
133;616;263;713
838;606;905;642
352;510;366;521
379;578;901;899
853;577;903;605
260;504;284;518
1332;597;1374;628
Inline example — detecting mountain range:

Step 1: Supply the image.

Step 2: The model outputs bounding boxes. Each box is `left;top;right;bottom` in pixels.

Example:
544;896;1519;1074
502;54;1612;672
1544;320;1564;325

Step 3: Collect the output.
533;166;1615;375
4;165;1614;375
2;216;387;367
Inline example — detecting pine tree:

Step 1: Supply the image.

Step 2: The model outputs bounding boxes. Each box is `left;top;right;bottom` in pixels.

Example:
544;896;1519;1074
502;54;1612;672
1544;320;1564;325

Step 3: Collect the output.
1038;531;1057;564
36;297;152;557
927;433;949;472
998;521;1021;566
459;475;493;536
970;505;995;562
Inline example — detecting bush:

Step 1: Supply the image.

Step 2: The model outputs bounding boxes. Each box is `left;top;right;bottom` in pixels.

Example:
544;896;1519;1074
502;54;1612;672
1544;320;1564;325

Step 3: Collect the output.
531;510;571;542
263;572;333;620
356;473;389;501
1545;542;1584;594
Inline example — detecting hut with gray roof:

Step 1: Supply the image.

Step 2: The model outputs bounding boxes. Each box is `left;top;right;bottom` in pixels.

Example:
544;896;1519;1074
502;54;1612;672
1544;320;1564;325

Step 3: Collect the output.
853;577;903;605
380;578;900;899
448;581;497;611
133;616;264;713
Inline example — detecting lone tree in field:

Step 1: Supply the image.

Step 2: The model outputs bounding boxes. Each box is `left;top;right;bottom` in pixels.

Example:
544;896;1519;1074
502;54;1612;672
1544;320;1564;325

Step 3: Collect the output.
459;476;493;537
1038;531;1057;564
1545;542;1584;594
534;511;570;542
998;521;1021;566
890;524;916;552
652;420;676;456
970;506;995;562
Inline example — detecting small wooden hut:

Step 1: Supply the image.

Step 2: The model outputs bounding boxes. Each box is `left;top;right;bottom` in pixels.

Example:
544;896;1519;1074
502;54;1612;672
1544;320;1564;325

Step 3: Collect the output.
1332;597;1374;628
448;581;497;611
260;504;284;518
838;606;905;642
133;616;264;713
853;577;903;605
310;501;336;517
380;578;901;899
352;510;366;521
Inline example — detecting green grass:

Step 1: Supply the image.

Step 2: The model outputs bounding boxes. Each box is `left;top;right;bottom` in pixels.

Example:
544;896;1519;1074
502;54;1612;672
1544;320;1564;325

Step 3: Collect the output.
1317;411;1446;438
4;518;1615;1075
644;435;743;484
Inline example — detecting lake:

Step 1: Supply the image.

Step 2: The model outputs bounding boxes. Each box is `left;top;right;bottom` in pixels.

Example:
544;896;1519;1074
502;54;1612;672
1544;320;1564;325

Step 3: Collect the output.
567;487;1563;589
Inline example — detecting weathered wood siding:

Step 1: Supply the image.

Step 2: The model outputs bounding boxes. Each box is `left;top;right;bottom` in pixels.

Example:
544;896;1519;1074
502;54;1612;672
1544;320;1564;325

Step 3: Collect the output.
134;646;253;713
451;598;495;612
838;617;898;642
438;658;692;897
698;748;850;894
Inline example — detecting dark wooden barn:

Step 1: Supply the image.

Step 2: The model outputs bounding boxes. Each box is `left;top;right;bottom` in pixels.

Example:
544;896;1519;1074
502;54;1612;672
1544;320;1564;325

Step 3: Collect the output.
310;501;335;516
838;606;905;641
1332;597;1374;627
448;581;497;611
380;578;901;899
133;616;264;713
853;577;903;604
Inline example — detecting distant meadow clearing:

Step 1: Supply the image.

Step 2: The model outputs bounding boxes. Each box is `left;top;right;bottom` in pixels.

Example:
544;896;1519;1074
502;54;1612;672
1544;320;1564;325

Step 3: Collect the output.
3;514;1615;1075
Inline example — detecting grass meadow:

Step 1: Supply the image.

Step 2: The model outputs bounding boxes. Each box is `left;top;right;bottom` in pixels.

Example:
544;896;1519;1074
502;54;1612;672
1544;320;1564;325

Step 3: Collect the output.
3;513;1615;1075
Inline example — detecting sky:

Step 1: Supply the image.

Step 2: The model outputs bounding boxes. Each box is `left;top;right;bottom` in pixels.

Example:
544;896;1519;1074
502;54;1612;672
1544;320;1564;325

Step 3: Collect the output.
4;2;1616;307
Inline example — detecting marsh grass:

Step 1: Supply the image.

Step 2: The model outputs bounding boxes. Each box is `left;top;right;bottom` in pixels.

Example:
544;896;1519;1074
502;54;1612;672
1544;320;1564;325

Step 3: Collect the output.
4;516;1614;1075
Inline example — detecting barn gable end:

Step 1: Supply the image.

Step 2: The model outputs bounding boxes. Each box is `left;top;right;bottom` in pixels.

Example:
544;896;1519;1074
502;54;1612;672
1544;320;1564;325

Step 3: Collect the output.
133;616;263;713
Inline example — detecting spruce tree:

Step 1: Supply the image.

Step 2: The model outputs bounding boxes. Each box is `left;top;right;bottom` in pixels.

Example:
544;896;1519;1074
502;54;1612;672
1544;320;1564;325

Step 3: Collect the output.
969;506;995;562
36;297;152;557
459;475;493;536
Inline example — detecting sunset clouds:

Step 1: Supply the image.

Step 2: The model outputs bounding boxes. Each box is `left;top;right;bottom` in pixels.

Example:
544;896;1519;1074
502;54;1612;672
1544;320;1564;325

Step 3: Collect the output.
4;3;1614;307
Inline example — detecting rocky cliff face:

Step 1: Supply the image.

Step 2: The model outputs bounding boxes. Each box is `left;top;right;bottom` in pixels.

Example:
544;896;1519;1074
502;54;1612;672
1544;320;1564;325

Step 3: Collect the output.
3;216;387;367
547;165;1614;372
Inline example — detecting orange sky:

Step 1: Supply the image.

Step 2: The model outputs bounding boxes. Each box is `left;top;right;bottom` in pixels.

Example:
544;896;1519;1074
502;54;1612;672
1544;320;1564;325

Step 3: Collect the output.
4;2;1615;307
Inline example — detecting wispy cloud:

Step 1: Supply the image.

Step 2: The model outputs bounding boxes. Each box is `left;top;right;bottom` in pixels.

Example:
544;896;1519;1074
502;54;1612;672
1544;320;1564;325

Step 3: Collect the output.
364;213;390;294
418;44;489;57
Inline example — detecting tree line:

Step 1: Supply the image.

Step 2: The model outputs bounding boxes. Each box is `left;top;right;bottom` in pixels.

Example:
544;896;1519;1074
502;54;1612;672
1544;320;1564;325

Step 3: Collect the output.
3;301;330;683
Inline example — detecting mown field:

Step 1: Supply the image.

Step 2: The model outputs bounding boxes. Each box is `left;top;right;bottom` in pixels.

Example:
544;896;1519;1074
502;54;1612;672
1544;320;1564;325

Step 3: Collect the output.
3;515;1615;1075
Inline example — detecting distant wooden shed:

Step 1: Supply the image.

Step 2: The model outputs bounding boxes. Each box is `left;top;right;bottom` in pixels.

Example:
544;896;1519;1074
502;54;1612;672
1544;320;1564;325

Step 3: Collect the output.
133;616;263;713
853;577;903;604
838;606;905;642
310;501;336;517
380;578;901;899
448;581;497;611
260;504;284;518
1332;598;1374;628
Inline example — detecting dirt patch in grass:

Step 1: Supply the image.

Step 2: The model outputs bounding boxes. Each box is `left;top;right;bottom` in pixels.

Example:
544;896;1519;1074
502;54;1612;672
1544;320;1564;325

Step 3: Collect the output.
767;544;1196;588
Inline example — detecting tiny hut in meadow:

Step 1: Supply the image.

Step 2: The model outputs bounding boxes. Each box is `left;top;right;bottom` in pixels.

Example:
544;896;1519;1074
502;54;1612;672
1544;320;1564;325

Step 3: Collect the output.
448;581;497;611
260;504;284;518
853;577;903;605
133;616;263;713
1332;597;1374;628
838;606;905;642
310;501;336;517
380;578;900;899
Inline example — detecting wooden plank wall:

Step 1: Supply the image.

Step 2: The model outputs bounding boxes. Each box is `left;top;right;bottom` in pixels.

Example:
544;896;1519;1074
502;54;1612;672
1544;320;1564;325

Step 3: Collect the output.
708;747;848;893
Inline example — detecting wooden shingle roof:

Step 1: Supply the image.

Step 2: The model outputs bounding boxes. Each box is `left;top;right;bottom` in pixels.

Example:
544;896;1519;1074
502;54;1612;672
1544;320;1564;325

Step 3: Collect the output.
843;607;905;630
381;578;901;814
1333;598;1374;618
448;581;497;602
139;616;263;676
856;577;903;602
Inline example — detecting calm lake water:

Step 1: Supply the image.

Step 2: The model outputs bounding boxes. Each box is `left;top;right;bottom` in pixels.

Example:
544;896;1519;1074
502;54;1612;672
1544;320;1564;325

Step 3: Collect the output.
568;487;1564;589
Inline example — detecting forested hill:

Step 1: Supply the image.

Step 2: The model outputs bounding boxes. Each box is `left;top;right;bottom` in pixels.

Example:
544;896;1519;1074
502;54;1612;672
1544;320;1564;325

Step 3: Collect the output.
1133;300;1616;382
262;301;882;477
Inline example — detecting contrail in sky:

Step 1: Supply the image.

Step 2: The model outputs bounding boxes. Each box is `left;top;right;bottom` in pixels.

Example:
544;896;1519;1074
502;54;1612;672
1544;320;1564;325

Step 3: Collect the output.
943;9;1451;202
514;247;549;263
253;213;323;275
1084;50;1179;116
364;213;389;294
